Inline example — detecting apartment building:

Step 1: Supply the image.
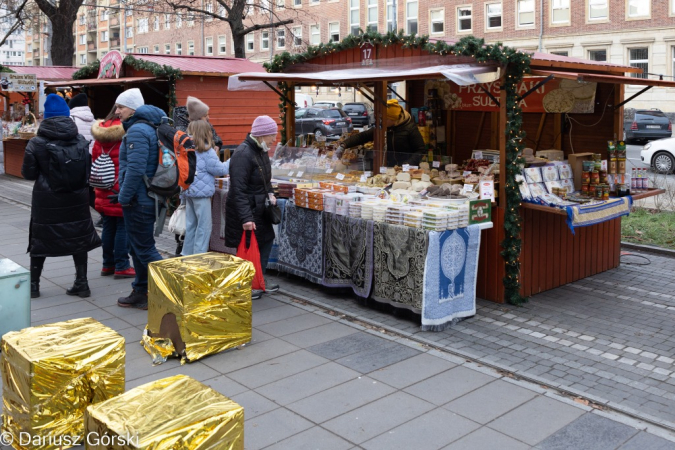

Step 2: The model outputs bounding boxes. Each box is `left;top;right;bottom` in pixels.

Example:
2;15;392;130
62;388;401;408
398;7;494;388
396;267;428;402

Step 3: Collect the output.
73;0;135;66
0;10;26;67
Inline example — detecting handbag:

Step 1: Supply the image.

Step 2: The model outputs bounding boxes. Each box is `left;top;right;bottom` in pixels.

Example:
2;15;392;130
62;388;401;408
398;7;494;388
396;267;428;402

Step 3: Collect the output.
168;204;186;236
254;154;282;225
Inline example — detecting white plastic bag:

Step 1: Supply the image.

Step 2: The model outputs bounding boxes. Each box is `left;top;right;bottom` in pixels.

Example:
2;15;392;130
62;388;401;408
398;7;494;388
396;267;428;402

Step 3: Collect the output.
169;204;186;236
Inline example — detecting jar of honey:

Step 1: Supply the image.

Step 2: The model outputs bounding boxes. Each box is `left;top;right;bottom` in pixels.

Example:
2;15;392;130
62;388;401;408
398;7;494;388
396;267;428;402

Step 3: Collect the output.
591;171;600;185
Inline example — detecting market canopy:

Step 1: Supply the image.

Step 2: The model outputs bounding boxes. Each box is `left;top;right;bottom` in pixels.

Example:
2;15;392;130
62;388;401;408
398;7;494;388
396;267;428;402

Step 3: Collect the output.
228;63;501;91
1;66;78;81
45;76;159;88
529;70;675;88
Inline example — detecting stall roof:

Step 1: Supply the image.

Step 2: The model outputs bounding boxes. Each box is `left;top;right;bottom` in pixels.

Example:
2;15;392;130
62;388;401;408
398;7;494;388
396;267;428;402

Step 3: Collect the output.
229;63;501;91
2;66;79;81
46;76;159;88
127;53;269;77
530;70;675;88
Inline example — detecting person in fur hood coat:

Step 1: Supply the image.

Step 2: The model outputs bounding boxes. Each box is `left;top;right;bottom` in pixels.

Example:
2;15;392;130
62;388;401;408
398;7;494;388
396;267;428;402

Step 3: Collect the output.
91;111;135;280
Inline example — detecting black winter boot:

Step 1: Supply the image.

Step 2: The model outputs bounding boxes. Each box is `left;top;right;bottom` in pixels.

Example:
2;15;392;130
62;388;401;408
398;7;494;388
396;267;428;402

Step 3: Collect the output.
66;264;91;297
30;258;44;299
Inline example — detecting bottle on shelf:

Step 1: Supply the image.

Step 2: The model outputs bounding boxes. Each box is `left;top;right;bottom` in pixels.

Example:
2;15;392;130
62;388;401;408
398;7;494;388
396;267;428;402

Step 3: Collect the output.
631;168;637;190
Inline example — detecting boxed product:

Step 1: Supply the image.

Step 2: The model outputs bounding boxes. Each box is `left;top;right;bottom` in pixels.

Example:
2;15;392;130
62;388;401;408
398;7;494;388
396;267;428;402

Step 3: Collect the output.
515;175;532;200
541;166;560;182
567;152;594;190
144;253;254;364
85;375;244;450
545;180;563;193
557;164;573;180
560;178;575;194
528;182;548;198
1;318;125;449
524;167;543;183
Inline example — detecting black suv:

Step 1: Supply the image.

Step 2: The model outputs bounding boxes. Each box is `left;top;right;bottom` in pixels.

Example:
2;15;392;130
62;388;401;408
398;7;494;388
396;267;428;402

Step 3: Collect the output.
624;109;672;143
342;102;374;127
295;107;353;139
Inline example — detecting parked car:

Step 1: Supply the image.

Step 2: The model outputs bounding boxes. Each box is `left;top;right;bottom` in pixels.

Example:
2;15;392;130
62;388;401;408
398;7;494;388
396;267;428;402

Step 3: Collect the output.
624;109;672;144
641;138;675;174
295;107;353;139
314;101;343;109
295;94;315;109
342;102;374;127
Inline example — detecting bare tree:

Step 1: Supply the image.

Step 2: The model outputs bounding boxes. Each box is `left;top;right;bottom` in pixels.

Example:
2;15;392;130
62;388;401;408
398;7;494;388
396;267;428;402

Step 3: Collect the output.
0;0;29;48
33;0;85;65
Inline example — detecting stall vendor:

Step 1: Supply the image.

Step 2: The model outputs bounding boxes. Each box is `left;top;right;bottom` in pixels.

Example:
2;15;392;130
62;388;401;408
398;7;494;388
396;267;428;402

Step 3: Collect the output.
340;99;426;166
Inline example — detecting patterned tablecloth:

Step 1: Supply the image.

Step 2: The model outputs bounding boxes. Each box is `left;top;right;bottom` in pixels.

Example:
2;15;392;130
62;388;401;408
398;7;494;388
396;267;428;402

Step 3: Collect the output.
276;202;324;284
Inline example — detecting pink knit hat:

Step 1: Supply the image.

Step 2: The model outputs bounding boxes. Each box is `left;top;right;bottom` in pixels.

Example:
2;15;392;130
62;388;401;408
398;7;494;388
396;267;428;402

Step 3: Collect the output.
251;115;278;137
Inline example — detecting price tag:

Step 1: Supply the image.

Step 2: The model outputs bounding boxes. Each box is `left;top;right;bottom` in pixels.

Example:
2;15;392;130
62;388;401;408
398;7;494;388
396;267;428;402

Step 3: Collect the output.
288;171;295;177
336;173;345;180
410;165;419;170
326;168;333;174
360;174;368;182
463;170;472;177
364;171;372;177
402;164;410;172
380;166;387;174
432;161;440;168
297;171;304;178
463;184;475;194
474;151;483;159
479;180;495;200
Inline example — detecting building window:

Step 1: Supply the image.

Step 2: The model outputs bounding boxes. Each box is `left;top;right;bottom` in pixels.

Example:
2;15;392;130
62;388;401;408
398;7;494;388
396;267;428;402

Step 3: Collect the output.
137;18;148;34
310;24;320;45
176;14;182;28
628;0;649;17
277;0;285;8
486;2;502;29
176;43;182;55
101;8;109;20
589;0;608;20
294;0;301;6
247;34;254;51
277;29;285;48
310;0;319;4
165;44;171;54
386;0;395;32
165;14;171;29
80;54;86;64
588;49;606;61
100;30;108;42
293;26;302;46
457;6;471;31
367;0;377;32
154;44;159;53
550;50;568;56
430;9;444;34
154;16;159;31
629;47;648;79
406;0;418;34
551;0;570;23
350;0;359;35
188;41;194;55
138;47;149;54
261;31;269;50
218;35;226;54
79;15;85;25
205;37;213;55
125;27;133;38
329;22;339;42
187;14;195;27
79;34;86;45
206;2;213;20
518;0;535;26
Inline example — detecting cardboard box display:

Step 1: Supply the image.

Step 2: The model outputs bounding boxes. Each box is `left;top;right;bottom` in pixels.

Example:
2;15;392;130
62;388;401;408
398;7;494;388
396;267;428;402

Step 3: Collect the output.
541;166;560;182
567;153;595;190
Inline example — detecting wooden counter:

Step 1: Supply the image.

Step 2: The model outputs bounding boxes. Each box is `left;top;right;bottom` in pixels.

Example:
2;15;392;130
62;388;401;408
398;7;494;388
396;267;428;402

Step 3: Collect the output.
3;139;29;178
477;189;665;303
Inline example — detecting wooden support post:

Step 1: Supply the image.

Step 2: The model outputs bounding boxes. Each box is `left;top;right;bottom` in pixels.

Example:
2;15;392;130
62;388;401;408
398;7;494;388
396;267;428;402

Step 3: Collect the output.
285;84;295;144
534;113;547;151
553;113;562;150
490;112;498;150
373;81;387;169
614;84;625;141
474;111;486;150
498;84;507;206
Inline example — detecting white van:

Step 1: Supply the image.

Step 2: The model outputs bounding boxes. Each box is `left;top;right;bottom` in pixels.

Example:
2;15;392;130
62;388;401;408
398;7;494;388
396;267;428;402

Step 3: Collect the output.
295;94;315;109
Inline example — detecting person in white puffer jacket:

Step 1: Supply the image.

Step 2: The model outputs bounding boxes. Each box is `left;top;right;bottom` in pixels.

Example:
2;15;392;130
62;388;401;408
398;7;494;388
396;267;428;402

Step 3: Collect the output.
68;93;95;153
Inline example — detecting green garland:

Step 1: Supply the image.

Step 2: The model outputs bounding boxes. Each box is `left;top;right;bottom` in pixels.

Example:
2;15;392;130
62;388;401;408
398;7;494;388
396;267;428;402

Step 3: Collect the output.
72;55;183;114
267;33;530;305
0;65;15;73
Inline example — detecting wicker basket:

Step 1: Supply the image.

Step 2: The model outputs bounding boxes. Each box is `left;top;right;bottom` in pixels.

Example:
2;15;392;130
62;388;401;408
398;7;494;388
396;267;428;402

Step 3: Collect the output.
18;112;37;140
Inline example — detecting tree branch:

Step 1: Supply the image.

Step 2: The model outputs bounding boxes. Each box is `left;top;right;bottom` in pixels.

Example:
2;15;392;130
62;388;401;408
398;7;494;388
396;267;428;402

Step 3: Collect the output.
0;0;28;48
33;0;57;19
241;18;293;35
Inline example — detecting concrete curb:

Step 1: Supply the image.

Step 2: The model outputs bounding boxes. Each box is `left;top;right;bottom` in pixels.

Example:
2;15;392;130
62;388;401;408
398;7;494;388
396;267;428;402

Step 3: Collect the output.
621;241;675;258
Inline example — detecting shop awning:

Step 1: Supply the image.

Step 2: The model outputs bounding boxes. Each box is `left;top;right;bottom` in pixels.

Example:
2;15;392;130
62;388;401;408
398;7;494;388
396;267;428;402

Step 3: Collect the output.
530;70;675;88
228;63;501;91
45;76;159;88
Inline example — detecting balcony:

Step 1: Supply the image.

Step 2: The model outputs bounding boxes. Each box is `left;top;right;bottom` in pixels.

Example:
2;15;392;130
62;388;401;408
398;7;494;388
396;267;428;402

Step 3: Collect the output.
109;14;120;27
87;21;97;31
110;38;120;48
32;48;40;58
87;40;97;51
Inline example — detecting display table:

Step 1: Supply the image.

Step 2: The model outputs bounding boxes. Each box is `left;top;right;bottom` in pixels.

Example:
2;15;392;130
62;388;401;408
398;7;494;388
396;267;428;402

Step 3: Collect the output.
2;138;29;178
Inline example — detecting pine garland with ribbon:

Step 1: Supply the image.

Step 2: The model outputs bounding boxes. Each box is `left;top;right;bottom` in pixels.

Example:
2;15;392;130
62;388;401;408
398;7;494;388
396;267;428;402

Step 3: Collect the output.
267;33;530;305
72;55;183;113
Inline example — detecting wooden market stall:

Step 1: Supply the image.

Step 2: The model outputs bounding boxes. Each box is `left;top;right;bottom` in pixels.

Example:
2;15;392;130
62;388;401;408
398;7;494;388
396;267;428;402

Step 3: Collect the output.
231;36;671;304
1;66;78;178
46;52;280;147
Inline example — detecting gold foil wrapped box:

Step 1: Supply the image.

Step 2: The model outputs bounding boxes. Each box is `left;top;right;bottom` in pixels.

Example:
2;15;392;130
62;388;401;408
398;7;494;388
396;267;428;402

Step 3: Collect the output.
144;252;254;364
85;375;244;450
1;318;125;450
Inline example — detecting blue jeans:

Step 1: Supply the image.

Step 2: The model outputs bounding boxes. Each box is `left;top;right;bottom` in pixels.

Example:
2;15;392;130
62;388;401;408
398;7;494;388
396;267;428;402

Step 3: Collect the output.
101;215;131;271
259;238;274;274
122;203;163;294
182;197;212;256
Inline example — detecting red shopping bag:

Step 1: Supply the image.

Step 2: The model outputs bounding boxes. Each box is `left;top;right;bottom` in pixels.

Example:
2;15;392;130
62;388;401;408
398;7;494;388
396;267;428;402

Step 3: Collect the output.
237;231;266;291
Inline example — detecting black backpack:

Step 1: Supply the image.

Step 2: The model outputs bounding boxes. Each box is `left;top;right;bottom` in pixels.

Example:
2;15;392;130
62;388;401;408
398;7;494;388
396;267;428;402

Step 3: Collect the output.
45;135;91;193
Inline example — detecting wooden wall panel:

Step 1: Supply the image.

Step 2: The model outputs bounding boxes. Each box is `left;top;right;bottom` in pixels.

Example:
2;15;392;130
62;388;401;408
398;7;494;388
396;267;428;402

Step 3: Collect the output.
477;207;505;303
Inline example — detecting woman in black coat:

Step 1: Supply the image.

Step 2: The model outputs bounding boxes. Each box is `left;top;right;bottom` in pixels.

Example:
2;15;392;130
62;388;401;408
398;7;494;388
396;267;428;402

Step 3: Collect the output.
22;94;101;299
225;115;279;299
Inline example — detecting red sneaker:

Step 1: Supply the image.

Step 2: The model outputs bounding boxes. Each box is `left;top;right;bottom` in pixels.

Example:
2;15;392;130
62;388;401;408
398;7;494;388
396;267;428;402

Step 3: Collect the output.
101;267;115;276
114;267;136;279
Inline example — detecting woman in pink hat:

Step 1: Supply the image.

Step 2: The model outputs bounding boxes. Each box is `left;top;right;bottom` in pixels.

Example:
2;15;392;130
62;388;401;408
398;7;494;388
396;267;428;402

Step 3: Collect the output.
225;115;279;299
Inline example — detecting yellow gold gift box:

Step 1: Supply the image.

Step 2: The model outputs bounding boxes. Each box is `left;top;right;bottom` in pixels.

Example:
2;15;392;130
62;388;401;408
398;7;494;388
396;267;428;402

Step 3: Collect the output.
144;253;254;364
1;318;125;450
85;374;244;450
